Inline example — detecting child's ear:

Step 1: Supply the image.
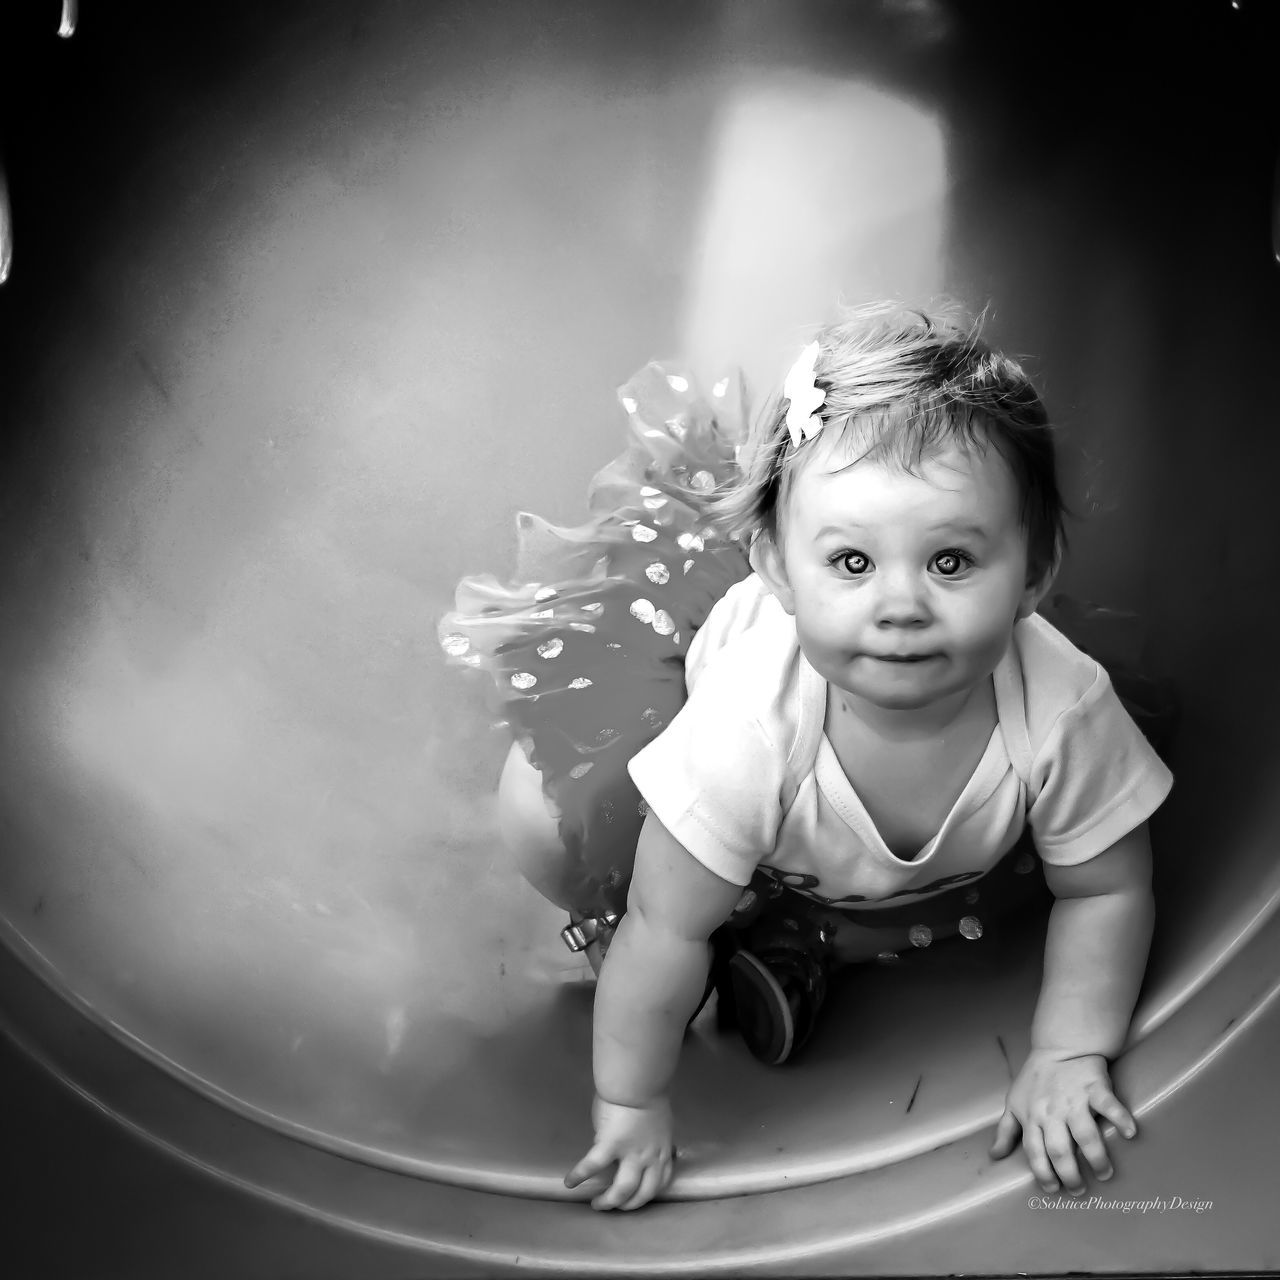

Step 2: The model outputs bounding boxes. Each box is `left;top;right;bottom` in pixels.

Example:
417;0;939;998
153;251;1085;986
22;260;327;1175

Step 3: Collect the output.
750;535;796;615
1017;558;1057;621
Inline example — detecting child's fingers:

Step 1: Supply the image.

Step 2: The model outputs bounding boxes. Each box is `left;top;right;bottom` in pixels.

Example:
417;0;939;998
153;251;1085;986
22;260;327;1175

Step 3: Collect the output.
1021;1125;1059;1194
618;1156;672;1212
1090;1087;1138;1140
1067;1109;1113;1181
1041;1118;1085;1195
591;1157;644;1212
988;1110;1021;1159
565;1145;615;1191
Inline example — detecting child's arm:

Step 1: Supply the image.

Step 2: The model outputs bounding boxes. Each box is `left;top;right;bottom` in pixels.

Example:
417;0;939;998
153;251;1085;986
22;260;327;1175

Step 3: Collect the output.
990;821;1154;1194
564;811;744;1211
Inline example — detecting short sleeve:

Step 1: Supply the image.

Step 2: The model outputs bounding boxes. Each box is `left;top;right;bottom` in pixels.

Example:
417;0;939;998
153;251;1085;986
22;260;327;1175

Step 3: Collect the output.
684;573;784;692
1028;668;1173;866
628;670;787;887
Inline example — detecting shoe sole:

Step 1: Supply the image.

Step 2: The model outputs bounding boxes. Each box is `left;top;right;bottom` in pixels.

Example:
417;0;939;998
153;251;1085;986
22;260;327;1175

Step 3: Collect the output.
728;950;795;1066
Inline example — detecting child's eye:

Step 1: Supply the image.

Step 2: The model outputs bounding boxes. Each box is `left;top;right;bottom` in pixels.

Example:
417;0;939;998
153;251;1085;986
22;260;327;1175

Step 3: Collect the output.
931;549;973;577
829;550;870;576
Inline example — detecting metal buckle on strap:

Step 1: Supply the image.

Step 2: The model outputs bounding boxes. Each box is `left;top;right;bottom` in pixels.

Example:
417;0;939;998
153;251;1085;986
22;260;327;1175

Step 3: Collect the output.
560;922;590;952
560;911;621;953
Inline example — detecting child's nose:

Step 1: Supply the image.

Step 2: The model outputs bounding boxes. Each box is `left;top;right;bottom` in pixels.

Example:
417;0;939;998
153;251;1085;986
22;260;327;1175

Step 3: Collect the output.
873;570;931;626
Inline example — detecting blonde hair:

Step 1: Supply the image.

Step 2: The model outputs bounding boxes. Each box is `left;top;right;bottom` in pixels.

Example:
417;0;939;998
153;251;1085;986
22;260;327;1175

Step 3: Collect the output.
711;301;1067;582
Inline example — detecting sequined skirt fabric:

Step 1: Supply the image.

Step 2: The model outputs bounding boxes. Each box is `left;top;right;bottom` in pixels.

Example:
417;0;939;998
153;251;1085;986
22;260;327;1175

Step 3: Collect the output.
439;364;752;916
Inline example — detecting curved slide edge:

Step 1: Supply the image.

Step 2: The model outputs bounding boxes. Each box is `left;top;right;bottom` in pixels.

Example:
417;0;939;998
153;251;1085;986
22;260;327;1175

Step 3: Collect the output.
2;895;1279;1274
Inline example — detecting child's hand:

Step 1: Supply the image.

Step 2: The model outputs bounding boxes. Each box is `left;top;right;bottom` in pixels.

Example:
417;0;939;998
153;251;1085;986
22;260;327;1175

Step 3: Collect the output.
989;1049;1137;1195
564;1095;676;1211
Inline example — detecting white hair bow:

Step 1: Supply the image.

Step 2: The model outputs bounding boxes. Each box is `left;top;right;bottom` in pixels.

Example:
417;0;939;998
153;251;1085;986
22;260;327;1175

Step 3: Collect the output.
783;341;826;448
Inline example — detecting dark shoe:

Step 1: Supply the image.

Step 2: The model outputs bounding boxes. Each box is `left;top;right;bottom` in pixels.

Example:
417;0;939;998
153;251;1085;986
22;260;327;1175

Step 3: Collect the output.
723;935;829;1066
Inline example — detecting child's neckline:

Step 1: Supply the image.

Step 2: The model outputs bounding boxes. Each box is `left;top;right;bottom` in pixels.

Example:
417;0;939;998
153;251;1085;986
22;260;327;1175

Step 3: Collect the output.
814;720;1005;863
822;673;1000;855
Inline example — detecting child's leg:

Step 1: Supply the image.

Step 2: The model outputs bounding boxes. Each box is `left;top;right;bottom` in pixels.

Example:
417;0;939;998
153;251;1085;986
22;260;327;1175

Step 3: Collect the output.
498;741;621;975
499;742;721;1009
497;740;579;912
716;860;1042;1065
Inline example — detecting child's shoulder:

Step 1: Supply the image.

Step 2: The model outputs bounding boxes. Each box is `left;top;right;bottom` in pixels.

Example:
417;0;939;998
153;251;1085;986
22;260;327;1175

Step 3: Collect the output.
690;600;802;699
683;584;810;748
1012;612;1110;749
686;573;789;686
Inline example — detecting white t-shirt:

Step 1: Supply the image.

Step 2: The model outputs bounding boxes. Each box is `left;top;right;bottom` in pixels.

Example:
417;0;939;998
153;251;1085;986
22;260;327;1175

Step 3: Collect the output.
628;575;1173;911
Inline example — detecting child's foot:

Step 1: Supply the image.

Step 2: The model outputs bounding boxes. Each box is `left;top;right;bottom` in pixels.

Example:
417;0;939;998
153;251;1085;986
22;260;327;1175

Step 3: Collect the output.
721;934;829;1066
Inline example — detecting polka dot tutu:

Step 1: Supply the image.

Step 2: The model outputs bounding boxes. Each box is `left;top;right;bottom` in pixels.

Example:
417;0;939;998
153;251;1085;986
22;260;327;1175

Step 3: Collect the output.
439;363;752;916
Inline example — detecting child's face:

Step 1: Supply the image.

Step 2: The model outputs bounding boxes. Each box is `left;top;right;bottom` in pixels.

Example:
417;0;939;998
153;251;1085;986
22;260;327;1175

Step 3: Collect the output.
757;433;1047;714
